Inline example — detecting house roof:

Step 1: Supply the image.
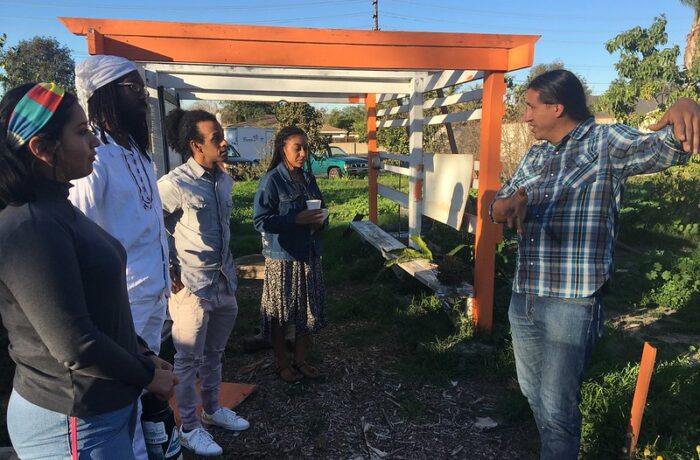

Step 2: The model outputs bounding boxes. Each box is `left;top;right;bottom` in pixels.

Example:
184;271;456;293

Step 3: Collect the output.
321;124;347;134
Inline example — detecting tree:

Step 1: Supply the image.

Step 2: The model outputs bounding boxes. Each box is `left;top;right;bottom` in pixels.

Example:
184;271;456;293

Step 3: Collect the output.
274;101;327;154
325;105;367;142
679;0;700;70
219;101;274;125
326;105;366;132
0;36;75;92
597;15;700;127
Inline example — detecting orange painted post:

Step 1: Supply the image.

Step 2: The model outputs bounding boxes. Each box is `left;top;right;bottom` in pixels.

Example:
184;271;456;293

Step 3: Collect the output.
472;71;506;333
87;28;104;54
366;93;378;224
625;342;657;458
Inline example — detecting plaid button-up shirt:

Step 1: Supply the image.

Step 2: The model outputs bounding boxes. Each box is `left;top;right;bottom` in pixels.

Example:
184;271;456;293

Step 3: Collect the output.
493;118;691;298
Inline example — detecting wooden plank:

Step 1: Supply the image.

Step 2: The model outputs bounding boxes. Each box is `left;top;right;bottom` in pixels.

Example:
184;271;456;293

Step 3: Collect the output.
145;62;420;80
60;17;539;72
367;93;378;223
377;118;408;129
423;70;485;92
177;91;368;103
379;152;409;163
350;221;406;255
625;342;657;458
407;77;425;248
377;71;485;105
376;89;483;117
377;105;408;117
472;71;507;333
377;93;407;103
424;89;483;110
349;222;473;299
61;18;540;51
381;163;411;176
156;73;410;95
424;108;482;126
378;184;409;208
398;258;474;298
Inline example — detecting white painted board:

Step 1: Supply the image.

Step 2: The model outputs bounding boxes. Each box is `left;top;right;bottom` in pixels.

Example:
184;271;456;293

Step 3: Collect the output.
423;153;474;230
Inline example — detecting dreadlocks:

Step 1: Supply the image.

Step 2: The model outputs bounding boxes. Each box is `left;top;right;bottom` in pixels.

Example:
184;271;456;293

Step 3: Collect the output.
87;81;150;155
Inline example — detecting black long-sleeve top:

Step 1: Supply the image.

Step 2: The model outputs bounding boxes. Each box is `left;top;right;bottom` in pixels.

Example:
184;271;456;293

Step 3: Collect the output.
0;179;155;416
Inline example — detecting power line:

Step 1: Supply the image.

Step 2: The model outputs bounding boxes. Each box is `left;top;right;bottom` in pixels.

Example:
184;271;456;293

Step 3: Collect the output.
0;0;366;11
384;0;687;23
379;10;667;37
0;12;370;26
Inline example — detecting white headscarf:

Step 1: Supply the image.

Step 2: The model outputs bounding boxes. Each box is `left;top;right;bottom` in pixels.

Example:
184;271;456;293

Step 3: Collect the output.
75;55;138;110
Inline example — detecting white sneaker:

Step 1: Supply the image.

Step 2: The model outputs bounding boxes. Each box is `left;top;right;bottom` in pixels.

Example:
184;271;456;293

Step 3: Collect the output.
179;426;223;456
202;407;250;431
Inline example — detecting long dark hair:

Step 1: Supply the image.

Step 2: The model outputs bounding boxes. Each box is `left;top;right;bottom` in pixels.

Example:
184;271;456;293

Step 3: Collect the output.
0;83;79;209
88;78;149;154
528;69;592;122
268;125;307;172
164;108;218;157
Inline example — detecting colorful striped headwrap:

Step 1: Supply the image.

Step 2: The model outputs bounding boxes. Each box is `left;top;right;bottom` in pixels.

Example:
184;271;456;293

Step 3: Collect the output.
6;82;66;151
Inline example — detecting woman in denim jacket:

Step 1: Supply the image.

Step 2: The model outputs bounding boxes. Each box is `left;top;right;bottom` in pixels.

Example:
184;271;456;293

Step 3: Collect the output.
253;126;327;382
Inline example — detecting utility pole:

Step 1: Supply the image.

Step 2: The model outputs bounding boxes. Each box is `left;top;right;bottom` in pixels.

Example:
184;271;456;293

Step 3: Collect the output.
373;0;379;31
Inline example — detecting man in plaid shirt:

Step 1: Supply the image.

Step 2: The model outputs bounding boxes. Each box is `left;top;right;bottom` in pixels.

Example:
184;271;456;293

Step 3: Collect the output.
491;69;699;460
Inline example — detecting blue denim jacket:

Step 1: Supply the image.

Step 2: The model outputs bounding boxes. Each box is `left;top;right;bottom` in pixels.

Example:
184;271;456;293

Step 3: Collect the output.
253;162;325;261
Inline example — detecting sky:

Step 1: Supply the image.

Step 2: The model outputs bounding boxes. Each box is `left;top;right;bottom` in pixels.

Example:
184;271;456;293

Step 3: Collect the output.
0;0;696;96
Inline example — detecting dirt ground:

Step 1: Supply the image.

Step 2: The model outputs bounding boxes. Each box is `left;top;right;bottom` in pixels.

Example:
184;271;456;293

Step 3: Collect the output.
182;281;539;460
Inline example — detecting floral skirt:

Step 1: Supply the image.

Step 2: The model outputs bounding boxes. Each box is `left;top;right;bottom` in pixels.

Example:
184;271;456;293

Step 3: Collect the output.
260;256;326;338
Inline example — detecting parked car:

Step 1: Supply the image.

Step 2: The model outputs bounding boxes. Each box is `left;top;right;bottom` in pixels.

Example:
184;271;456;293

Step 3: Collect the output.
308;145;368;179
223;144;258;179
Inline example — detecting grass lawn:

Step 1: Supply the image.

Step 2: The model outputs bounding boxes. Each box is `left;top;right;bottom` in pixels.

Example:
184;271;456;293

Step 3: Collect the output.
1;166;698;459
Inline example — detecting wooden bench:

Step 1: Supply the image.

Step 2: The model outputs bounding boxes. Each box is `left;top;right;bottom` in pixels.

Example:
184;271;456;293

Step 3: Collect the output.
350;220;473;324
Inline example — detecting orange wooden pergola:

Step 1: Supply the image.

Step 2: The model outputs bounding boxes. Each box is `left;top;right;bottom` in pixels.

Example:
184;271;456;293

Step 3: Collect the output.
62;17;539;332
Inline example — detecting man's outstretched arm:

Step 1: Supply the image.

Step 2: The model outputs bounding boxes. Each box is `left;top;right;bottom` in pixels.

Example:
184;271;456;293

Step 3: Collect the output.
649;97;700;155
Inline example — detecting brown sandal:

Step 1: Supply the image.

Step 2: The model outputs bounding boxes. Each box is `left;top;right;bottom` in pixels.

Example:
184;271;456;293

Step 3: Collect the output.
277;365;303;383
293;361;320;379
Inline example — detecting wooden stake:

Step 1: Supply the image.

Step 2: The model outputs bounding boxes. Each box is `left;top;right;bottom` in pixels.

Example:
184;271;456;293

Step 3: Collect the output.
625;342;657;459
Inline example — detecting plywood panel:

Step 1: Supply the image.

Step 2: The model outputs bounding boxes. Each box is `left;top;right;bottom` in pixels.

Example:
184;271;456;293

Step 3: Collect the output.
423;153;474;230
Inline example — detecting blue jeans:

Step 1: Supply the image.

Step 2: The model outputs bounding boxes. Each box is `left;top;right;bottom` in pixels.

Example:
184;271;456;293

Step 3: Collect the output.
508;291;603;460
8;389;137;460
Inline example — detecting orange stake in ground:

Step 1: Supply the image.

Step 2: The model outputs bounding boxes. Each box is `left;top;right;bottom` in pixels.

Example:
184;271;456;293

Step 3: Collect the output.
625;342;657;458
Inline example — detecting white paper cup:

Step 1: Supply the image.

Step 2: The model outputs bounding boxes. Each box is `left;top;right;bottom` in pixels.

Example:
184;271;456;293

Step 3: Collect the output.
306;199;322;210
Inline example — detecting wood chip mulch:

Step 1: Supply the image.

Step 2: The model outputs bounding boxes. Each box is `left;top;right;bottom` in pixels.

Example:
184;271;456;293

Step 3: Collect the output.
181;284;538;459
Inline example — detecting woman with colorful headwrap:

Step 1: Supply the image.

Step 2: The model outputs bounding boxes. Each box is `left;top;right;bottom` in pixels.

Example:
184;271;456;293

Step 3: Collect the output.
0;83;177;459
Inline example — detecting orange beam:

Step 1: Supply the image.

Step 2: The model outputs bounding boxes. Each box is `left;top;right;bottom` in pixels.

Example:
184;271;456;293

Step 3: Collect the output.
625;342;657;458
366;93;378;223
87;28;104;55
472;72;506;333
60;17;538;72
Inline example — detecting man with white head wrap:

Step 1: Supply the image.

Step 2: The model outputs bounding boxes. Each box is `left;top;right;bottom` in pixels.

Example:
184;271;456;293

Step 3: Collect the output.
69;54;171;460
